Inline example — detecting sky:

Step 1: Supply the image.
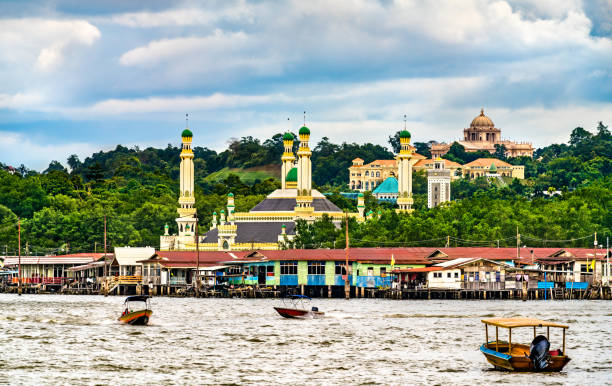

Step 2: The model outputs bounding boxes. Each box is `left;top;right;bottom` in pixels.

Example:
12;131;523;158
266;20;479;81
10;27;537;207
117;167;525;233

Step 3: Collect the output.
1;0;611;171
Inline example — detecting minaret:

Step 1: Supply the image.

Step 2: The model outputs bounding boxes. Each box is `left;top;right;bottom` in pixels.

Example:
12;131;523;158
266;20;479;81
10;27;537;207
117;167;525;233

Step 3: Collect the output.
427;157;451;208
396;118;414;213
357;193;365;218
295;123;313;214
281;132;295;190
176;119;197;241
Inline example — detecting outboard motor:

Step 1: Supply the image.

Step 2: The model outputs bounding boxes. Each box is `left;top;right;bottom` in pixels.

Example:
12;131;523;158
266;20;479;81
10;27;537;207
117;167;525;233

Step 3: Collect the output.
529;335;551;371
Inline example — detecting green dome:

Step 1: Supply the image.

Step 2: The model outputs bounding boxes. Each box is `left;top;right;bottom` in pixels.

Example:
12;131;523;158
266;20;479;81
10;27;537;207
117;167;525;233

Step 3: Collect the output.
181;129;193;137
399;130;411;139
213;211;217;215
358;193;364;197
228;192;234;197
299;126;310;135
220;209;225;213
286;167;298;182
489;162;498;172
283;132;294;141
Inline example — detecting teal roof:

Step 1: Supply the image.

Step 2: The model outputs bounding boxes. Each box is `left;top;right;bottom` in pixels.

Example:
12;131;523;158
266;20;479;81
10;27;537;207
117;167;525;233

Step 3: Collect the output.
372;177;398;194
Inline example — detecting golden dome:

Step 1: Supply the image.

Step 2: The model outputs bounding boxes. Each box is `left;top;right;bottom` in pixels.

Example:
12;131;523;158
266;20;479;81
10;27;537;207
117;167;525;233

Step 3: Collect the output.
470;108;494;128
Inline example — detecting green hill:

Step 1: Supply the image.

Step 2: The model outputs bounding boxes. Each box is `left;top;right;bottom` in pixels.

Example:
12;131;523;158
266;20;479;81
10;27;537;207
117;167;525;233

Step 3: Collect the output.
204;165;280;185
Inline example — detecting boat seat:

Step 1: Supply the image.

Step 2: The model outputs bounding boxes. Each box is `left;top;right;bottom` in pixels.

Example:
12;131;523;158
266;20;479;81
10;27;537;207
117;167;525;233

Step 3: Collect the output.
549;349;562;356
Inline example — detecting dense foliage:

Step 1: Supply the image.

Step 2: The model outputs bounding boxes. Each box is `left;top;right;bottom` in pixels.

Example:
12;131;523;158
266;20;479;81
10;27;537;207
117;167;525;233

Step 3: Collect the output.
0;122;609;254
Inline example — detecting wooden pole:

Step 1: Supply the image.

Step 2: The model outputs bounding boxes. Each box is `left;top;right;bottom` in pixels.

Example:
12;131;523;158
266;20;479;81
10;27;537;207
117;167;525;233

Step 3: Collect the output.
533;326;536;338
18;218;21;296
195;214;200;298
485;324;488;344
562;328;566;354
103;215;108;297
509;328;512;354
547;326;550;340
344;213;350;300
495;326;498;352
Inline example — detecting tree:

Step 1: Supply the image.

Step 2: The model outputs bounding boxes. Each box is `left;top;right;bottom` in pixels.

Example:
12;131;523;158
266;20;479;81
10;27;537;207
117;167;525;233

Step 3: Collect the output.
569;127;592;146
494;144;507;160
67;154;82;172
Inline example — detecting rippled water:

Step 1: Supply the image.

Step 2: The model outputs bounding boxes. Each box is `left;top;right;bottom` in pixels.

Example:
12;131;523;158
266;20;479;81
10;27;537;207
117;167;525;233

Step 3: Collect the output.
0;294;610;385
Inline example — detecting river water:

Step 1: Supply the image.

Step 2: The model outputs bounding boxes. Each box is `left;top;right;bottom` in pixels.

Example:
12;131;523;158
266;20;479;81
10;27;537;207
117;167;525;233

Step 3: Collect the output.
0;294;610;385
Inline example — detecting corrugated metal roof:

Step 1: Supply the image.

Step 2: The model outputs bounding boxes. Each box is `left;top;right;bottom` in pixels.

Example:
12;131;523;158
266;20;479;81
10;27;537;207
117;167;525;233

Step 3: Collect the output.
4;256;96;265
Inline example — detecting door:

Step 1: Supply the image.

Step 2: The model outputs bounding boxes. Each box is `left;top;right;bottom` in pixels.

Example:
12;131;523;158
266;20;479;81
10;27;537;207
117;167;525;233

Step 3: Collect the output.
258;266;266;285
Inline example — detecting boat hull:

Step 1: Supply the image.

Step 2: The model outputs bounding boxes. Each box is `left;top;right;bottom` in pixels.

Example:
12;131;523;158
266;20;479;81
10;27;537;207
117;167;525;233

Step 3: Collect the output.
273;307;324;319
118;309;152;325
480;342;570;372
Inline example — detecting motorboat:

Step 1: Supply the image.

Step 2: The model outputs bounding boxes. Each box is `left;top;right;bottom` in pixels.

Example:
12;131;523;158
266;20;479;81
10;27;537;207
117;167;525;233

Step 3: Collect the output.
480;317;570;372
273;295;324;319
118;295;153;325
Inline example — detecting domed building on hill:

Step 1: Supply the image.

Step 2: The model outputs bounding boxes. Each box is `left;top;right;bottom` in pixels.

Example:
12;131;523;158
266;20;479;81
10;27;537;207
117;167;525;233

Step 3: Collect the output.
431;109;534;158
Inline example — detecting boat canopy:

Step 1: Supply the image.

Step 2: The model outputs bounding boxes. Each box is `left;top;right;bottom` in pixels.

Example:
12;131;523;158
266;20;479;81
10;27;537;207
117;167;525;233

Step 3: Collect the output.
124;295;150;303
482;318;568;329
287;295;311;300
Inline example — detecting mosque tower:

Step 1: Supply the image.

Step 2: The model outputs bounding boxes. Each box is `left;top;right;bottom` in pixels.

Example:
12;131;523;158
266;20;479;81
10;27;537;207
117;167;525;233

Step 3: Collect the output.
176;123;197;241
396;126;414;213
295;125;314;214
281;132;295;190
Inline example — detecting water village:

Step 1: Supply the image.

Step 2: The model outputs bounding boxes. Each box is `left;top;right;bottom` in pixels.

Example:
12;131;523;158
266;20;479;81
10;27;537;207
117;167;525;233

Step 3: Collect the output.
1;122;611;300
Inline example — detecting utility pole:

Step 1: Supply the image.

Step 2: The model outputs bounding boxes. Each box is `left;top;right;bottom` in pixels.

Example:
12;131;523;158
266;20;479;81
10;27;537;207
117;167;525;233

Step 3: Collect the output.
103;215;108;297
606;237;610;286
593;232;598;282
195;215;200;298
18;218;21;296
516;226;520;260
344;213;350;300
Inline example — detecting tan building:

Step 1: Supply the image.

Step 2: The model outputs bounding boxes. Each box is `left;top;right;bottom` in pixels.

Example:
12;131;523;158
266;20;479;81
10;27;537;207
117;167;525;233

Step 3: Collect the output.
349;152;426;191
414;158;463;180
431;109;534;158
462;158;524;179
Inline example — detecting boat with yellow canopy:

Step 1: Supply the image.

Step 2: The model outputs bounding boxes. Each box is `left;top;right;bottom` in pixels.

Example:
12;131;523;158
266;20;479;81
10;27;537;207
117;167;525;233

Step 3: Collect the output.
480;318;570;372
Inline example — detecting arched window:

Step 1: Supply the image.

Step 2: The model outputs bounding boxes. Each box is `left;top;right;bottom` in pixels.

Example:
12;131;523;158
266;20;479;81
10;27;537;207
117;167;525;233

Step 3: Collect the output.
365;171;369;176
180;224;183;232
365;181;369;190
376;171;380;177
223;240;229;250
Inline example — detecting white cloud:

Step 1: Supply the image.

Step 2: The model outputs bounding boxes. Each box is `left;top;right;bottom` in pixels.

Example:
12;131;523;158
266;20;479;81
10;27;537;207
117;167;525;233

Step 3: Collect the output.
0;92;46;110
87;92;284;114
0;131;100;171
0;18;100;72
109;4;253;27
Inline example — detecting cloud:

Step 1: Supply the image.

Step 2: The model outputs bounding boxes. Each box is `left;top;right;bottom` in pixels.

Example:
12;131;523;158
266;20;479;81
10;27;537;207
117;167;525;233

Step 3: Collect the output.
0;92;46;110
87;92;284;114
108;4;253;27
0;18;100;72
0;130;99;171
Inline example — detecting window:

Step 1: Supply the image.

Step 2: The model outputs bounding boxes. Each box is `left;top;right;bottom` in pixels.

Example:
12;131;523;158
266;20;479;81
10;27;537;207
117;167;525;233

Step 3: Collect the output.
380;267;386;277
335;262;347;275
580;264;588;273
447;272;451;278
308;261;325;275
367;267;374;276
267;265;274;275
454;272;459;278
280;261;298;275
365;171;369;176
143;266;149;277
228;265;242;275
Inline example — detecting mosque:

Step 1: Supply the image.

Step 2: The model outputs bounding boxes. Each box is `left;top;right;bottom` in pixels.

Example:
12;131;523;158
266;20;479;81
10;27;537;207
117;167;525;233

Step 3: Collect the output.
160;123;416;251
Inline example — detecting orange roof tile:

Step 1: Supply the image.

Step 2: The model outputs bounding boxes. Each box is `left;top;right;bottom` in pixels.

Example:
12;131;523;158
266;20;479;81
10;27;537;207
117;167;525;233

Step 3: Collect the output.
463;158;512;168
